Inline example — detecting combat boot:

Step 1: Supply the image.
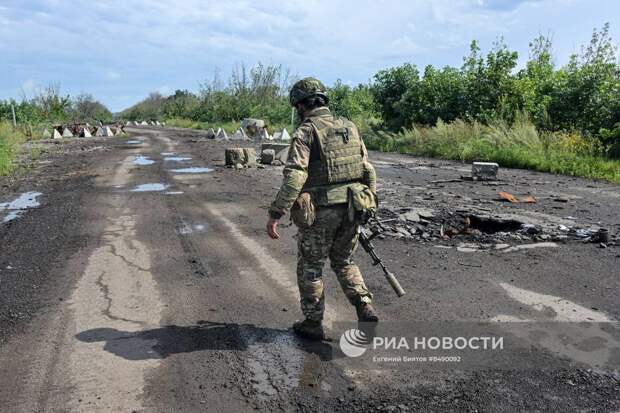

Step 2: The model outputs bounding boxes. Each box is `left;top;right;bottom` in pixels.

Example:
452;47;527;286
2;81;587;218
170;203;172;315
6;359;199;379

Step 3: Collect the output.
293;319;325;341
356;302;379;323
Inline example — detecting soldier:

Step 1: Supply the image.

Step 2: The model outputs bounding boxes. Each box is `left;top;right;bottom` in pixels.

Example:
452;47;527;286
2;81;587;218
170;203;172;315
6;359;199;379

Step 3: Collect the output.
266;77;379;340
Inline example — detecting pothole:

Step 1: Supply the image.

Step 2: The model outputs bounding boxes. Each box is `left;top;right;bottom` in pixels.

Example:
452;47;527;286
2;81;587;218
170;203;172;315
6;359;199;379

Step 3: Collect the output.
466;214;523;234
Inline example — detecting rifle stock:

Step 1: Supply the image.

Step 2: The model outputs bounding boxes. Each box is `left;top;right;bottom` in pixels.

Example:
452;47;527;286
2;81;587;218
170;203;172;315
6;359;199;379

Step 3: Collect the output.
359;227;406;297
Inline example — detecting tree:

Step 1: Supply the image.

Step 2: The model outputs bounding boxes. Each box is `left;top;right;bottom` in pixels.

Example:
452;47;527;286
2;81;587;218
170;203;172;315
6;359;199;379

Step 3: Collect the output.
72;93;112;123
372;63;420;130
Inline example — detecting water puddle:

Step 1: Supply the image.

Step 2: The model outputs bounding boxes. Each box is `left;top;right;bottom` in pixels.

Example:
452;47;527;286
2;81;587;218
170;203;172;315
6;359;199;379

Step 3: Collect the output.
164;157;192;162
164;191;184;195
171;167;214;174
126;140;143;144
161;152;175;156
1;191;43;223
177;223;207;235
131;183;169;192
133;155;155;166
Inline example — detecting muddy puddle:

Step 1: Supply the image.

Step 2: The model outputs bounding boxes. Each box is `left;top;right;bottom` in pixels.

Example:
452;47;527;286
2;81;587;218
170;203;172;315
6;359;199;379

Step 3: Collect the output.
171;167;213;174
177;223;207;235
131;183;169;192
164;157;192;162
1;191;43;223
133;155;155;166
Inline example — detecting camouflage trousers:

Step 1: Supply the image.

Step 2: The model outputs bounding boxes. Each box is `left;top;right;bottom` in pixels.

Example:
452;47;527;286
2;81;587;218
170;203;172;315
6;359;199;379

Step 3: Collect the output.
296;204;373;322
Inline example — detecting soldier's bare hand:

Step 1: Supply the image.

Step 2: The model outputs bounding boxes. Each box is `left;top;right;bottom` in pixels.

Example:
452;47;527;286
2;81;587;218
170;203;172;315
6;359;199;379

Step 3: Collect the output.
267;218;280;239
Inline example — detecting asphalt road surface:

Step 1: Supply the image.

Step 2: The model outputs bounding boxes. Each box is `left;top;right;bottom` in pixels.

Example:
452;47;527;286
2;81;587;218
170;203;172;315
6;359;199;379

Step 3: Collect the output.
0;127;618;412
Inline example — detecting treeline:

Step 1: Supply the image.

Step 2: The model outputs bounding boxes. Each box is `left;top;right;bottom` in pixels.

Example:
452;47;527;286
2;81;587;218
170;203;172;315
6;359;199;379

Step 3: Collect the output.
373;23;619;155
120;24;619;158
120;63;377;128
0;83;113;127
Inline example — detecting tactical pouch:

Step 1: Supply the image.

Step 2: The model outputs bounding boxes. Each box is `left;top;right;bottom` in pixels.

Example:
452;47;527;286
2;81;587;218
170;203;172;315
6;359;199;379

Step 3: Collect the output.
291;192;316;228
347;183;378;224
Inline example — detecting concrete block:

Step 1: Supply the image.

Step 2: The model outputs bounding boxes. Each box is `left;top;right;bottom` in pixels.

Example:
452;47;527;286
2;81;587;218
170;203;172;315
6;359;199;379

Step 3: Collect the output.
230;128;247;140
80;127;92;138
62;127;74;138
216;128;228;140
261;142;289;163
225;148;246;166
261;149;275;164
472;162;499;181
243;148;257;166
52;129;62;139
205;128;216;139
96;126;114;137
273;128;291;141
255;128;271;141
42;129;52;139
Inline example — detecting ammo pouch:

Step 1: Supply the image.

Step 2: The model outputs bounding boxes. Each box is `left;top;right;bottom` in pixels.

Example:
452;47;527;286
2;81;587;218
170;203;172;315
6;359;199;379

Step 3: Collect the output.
347;183;378;224
291;192;316;228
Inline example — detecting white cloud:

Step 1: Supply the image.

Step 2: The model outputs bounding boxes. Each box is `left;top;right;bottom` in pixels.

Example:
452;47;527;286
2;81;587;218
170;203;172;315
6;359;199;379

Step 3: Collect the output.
0;0;618;111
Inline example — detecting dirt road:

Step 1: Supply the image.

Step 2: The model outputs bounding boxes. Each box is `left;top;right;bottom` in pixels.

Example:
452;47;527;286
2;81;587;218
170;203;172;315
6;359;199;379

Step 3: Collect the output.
1;128;619;412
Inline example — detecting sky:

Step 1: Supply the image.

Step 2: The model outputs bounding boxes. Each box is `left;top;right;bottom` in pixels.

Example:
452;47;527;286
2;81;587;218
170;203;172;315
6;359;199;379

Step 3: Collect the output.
0;0;618;112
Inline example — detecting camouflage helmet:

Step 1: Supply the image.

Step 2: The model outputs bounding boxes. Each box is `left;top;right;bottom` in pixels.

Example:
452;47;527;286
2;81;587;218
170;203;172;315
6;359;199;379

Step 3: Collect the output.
289;77;329;106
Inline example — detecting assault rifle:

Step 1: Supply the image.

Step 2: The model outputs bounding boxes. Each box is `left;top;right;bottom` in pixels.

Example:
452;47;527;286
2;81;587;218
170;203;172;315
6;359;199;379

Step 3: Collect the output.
359;224;406;297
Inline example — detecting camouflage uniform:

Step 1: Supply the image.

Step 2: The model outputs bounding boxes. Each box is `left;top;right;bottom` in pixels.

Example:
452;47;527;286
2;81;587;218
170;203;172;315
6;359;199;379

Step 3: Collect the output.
269;106;376;322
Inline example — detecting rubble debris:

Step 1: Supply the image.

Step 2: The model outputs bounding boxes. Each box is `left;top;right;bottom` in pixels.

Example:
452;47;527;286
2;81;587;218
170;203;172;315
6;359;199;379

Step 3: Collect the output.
215;128;229;140
472;162;499;181
498;191;537;203
260;142;289;164
261;149;276;165
595;228;610;243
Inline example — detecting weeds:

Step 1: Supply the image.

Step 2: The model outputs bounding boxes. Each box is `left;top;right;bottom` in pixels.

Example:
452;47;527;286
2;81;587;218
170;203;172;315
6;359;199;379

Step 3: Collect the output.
0;122;26;176
364;118;620;184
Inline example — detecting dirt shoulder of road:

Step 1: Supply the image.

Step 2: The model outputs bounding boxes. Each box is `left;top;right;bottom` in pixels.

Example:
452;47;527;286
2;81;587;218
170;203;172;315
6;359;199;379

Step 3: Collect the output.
0;137;119;343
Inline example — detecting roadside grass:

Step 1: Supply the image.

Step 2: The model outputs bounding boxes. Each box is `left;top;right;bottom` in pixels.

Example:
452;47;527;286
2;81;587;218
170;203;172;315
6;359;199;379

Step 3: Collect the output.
165;117;292;135
364;118;620;184
0;121;27;176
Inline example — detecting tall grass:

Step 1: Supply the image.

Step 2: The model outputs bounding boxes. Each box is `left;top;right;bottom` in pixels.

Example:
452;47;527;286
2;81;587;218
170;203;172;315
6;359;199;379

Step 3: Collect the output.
0;122;26;176
365;117;620;184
